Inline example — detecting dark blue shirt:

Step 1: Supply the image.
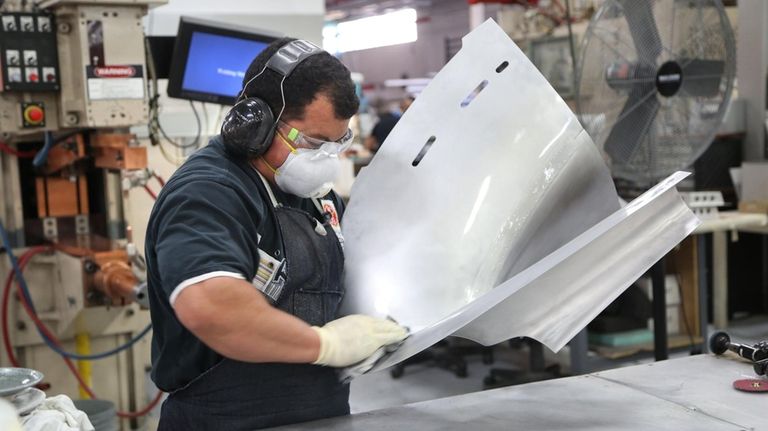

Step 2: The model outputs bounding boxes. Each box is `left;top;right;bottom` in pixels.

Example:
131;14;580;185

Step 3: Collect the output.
145;136;343;391
371;112;400;149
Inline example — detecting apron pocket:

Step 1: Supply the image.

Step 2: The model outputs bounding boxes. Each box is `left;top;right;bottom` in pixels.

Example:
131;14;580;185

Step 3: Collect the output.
291;289;343;326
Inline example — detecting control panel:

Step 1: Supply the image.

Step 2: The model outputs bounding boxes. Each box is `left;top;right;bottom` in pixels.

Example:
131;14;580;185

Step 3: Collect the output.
0;12;60;92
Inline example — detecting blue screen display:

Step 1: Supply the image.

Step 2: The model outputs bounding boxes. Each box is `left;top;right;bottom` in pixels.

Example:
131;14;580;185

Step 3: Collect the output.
181;32;269;98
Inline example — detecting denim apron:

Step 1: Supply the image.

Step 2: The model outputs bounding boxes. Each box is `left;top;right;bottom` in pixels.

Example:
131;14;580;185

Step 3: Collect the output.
158;174;348;430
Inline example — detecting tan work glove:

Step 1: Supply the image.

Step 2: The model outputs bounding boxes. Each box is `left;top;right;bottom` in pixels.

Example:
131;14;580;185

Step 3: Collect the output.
311;314;408;367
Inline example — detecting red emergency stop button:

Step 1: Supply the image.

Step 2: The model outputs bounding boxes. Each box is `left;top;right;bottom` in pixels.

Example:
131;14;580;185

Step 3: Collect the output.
23;104;45;127
25;105;44;123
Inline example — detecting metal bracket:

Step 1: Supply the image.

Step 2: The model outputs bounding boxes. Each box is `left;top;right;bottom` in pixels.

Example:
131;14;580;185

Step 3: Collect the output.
75;214;90;235
42;217;58;240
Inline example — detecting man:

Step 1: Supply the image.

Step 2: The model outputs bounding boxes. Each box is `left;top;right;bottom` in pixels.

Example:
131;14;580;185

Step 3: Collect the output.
364;95;414;152
145;38;408;430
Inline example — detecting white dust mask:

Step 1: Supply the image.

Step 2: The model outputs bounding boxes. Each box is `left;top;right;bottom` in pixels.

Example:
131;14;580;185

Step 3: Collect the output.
273;142;342;198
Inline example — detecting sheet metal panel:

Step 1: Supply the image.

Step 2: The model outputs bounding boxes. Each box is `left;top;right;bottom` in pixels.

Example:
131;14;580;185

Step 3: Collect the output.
272;355;755;431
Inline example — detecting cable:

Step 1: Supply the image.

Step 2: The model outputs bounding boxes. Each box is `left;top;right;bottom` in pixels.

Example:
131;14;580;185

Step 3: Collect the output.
0;222;152;361
156;138;186;166
186;100;202;149
2;247;45;366
15;263;162;417
153;101;201;151
153;172;166;187
32;131;54;167
117;391;164;419
0;141;36;158
201;102;210;136
145;55;199;152
143;185;158;201
143;172;166;200
43;324;153;361
2;246;162;418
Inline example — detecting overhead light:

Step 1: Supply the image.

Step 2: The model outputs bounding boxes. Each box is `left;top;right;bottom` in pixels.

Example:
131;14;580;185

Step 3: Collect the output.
323;8;418;54
324;10;347;21
384;78;432;87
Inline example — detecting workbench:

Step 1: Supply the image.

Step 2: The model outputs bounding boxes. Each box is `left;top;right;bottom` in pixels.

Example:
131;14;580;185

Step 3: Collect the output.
270;355;764;430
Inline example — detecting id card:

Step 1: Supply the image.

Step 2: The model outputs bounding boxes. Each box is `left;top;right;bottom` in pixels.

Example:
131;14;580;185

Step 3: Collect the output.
252;248;286;304
320;199;344;250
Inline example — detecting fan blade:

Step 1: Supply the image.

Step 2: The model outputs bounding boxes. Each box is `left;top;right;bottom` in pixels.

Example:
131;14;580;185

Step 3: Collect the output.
680;59;725;98
620;0;662;65
604;85;660;164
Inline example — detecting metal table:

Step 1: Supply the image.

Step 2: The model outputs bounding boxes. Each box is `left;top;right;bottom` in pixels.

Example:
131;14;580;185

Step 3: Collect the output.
270;355;764;430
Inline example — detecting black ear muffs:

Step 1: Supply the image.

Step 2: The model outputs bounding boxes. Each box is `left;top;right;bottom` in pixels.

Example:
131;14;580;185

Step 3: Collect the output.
221;98;276;158
222;40;323;159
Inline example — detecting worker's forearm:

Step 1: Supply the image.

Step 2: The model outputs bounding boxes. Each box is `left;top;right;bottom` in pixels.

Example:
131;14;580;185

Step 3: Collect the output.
175;277;321;363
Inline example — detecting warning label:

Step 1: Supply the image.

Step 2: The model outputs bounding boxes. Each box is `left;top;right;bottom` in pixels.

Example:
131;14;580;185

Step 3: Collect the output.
86;65;144;100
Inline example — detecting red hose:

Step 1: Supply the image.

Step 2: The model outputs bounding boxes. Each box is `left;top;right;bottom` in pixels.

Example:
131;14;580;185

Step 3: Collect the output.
117;390;164;418
153;173;166;187
3;247;163;418
0;142;36;158
2;248;45;365
143;185;158;200
2;253;23;366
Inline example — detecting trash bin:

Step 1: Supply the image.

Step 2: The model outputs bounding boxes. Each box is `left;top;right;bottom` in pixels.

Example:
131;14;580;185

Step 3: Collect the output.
73;399;118;431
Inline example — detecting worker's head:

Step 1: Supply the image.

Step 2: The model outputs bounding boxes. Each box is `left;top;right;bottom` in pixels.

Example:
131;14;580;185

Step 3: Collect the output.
400;95;415;114
227;38;359;198
241;37;359;129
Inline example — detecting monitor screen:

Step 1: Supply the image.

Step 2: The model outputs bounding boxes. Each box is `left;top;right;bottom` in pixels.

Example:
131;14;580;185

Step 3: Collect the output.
167;17;280;105
146;36;175;79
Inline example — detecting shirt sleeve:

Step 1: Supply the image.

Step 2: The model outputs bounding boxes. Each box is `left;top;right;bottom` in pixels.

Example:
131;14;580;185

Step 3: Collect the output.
151;180;262;306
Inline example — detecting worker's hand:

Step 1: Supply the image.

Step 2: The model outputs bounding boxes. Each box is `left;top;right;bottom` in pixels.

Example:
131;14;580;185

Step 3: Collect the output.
311;315;408;367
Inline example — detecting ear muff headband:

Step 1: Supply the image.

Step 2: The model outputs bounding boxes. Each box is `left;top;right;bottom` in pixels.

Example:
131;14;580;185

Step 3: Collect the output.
222;40;324;158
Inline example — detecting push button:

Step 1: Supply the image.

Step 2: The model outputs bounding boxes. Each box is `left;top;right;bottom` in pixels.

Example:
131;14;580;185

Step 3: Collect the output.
21;103;45;127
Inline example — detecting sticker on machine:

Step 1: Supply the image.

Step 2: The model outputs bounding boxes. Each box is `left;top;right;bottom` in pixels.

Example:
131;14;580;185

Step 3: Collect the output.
85;65;144;100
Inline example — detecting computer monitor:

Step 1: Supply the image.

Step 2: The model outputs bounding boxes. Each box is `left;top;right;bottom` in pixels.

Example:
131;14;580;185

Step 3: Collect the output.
146;35;175;79
167;17;280;105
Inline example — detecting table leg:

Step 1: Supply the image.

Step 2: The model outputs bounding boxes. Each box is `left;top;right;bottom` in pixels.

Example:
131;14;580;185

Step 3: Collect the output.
651;260;668;361
713;231;728;329
569;329;588;375
697;235;709;352
762;235;768;313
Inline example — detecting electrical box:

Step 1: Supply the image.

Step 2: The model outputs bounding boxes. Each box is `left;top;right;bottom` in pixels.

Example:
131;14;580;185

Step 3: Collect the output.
50;2;158;128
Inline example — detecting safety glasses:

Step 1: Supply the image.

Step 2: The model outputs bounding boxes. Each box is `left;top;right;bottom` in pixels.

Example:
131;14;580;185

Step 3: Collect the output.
277;121;354;153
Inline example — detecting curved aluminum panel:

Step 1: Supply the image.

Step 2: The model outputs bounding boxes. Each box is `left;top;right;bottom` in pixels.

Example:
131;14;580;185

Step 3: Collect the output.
339;20;699;378
360;172;698;375
341;20;619;331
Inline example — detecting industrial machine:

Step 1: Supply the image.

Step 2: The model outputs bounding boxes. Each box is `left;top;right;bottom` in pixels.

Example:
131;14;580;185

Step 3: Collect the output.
0;0;166;426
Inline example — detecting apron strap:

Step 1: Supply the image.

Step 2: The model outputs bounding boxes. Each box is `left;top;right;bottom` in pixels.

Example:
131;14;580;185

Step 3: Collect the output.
254;169;324;215
255;169;281;208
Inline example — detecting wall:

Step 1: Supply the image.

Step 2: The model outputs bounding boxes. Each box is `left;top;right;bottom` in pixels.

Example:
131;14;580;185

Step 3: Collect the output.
736;1;767;161
338;0;469;90
128;1;325;256
146;0;324;43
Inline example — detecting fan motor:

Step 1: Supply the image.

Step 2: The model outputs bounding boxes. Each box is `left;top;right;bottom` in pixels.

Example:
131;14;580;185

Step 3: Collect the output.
655;61;682;97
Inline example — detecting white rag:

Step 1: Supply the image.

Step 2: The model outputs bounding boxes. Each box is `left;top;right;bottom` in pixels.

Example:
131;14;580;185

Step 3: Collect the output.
0;398;23;431
20;395;94;431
